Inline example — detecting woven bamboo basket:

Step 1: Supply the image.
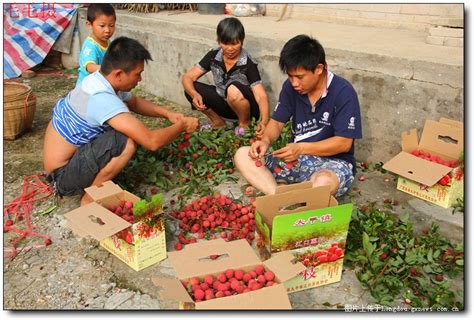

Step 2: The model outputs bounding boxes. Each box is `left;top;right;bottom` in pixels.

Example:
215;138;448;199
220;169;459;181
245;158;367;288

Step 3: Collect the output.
3;82;37;140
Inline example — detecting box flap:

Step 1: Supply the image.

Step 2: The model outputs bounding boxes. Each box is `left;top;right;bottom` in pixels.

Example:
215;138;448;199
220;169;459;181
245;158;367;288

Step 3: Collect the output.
168;239;261;280
66;221;89;238
256;185;332;227
95;191;141;209
401;128;419;152
275;181;312;194
151;277;193;303
439;117;463;129
84;181;124;201
195;284;292;310
419;119;463;159
64;202;131;240
383;152;452;186
263;251;306;282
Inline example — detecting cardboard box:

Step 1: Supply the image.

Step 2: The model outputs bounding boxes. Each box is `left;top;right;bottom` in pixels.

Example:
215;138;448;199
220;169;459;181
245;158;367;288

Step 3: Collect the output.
254;182;353;293
383;118;464;208
65;181;166;271
152;238;305;309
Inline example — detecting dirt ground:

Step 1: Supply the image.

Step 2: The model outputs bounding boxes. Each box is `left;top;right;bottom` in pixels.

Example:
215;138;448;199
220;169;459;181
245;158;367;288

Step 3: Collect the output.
2;68;463;312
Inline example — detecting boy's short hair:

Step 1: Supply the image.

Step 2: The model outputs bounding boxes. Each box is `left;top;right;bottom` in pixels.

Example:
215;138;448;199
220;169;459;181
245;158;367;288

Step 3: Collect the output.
87;4;116;23
216;17;245;45
279;35;327;73
101;37;152;75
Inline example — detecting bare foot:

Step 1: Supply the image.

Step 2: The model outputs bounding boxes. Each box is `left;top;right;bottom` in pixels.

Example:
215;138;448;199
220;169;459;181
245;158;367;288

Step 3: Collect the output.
211;121;226;129
80;193;94;206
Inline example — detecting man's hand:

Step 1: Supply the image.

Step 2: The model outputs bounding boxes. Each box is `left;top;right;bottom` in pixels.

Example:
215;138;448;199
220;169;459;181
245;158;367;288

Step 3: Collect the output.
168;111;185;124
181;117;199;133
272;143;302;162
255;121;267;140
192;93;206;111
249;140;270;160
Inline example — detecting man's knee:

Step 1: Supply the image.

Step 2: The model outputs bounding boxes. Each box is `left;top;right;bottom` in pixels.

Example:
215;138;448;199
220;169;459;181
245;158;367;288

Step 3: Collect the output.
234;146;251;167
310;170;340;194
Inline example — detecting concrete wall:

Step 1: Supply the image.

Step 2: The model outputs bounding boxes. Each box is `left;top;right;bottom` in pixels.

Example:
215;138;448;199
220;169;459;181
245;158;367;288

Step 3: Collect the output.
266;4;464;31
109;11;462;163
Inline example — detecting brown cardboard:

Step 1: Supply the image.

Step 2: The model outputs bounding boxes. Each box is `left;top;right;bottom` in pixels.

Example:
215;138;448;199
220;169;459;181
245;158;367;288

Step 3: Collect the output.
256;184;333;227
153;239;304;309
384;118;463;187
84;180;123;200
418;120;463;160
401;128;418;152
383;117;464;207
192;284;291;310
64;181;166;271
254;182;353;293
167;238;260;280
151;278;193;303
64;202;131;240
263;251;303;283
439;117;463;128
383;152;453;187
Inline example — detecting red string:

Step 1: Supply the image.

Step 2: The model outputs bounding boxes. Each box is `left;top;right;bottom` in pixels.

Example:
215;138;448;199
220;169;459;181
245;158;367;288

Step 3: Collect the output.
4;174;54;258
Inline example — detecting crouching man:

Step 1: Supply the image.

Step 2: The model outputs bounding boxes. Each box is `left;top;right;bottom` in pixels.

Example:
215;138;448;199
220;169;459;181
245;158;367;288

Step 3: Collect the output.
44;36;199;205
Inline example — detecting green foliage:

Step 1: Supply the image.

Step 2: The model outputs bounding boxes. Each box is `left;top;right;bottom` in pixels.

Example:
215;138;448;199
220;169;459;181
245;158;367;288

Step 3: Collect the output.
116;119;292;203
133;193;162;218
345;203;464;310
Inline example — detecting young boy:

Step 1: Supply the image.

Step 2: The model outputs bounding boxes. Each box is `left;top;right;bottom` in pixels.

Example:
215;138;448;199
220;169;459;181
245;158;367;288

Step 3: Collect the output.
76;4;116;85
234;35;362;197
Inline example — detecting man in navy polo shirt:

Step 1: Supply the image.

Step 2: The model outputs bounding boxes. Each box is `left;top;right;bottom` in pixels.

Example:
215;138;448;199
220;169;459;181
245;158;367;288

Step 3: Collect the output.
234;35;362;197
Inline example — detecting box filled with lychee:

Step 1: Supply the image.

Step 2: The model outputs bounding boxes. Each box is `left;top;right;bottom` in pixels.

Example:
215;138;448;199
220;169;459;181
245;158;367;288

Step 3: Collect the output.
65;181;166;271
383;117;464;208
152;238;305;309
254;182;353;293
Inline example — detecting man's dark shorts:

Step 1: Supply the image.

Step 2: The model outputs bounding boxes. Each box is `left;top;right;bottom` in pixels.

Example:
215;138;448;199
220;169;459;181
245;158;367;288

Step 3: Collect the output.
46;129;128;196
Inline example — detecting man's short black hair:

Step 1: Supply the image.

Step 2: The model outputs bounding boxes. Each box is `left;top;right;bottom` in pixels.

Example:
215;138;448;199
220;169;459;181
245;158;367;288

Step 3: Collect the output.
101;37;152;75
216;17;245;44
87;4;116;23
279;35;327;73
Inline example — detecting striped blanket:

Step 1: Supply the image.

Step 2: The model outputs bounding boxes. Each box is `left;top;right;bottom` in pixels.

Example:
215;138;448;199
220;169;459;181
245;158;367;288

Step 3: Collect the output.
3;3;78;79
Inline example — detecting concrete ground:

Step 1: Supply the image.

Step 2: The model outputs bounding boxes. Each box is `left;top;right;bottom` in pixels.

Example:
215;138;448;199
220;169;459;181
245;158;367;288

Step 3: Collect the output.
2;67;463;312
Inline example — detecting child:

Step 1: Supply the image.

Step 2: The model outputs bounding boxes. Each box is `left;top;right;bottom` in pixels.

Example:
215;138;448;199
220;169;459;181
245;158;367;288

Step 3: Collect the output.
182;17;269;138
76;4;116;85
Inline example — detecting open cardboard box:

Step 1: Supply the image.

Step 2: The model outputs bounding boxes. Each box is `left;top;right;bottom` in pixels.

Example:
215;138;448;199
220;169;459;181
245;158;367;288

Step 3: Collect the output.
152;238;305;309
383;118;464;208
65;181;166;271
254;182;353;293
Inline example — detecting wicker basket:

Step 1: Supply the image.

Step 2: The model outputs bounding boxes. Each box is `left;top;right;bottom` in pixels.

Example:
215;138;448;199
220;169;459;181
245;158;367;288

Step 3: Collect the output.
3;82;37;140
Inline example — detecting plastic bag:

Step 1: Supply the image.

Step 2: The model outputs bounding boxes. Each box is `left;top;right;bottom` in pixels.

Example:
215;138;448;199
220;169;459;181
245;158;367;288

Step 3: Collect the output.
225;4;266;17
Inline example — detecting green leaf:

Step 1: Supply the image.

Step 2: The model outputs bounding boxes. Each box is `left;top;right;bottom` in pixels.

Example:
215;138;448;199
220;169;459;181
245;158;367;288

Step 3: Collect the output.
39;205;58;216
455;259;464;266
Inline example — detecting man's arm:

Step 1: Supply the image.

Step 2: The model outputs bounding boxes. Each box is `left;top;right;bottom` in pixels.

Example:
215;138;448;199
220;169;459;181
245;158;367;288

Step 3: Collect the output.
272;136;353;162
126;96;183;123
250;119;285;159
107;113;197;151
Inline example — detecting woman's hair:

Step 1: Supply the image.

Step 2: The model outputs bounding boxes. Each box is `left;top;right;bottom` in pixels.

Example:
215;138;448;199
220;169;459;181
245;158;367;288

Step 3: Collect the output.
216;17;245;44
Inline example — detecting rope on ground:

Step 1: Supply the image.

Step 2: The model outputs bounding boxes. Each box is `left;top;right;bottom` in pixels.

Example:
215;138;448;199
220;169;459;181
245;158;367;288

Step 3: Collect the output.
4;174;54;258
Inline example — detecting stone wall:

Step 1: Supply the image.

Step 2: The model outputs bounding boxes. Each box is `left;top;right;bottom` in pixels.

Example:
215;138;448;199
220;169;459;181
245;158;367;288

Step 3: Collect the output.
266;4;463;31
